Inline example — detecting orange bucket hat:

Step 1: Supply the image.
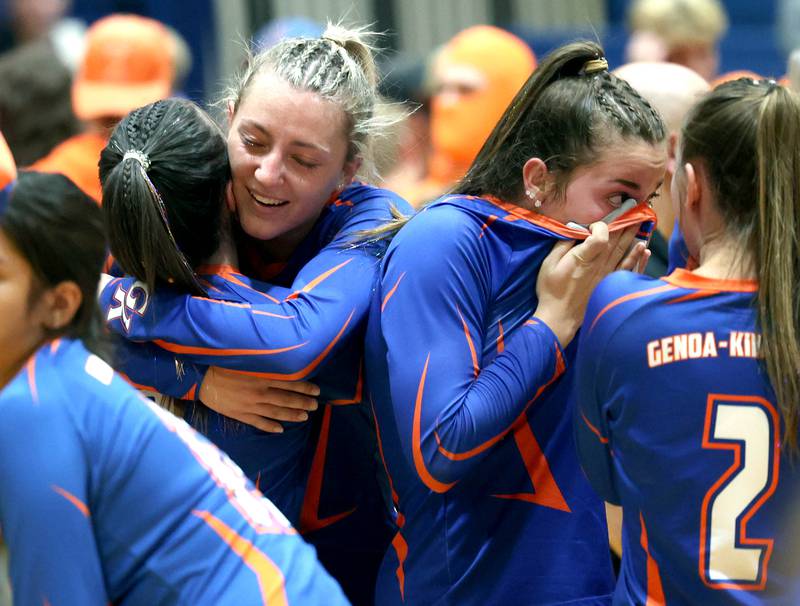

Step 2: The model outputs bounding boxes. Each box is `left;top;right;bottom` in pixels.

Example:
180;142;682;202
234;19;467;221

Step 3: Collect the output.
72;14;174;121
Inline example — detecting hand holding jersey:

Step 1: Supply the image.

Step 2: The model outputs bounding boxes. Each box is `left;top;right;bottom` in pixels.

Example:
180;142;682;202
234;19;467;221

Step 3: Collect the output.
535;222;642;348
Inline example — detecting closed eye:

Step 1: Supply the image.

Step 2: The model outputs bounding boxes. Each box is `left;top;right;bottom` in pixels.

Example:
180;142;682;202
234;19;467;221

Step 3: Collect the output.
293;156;319;169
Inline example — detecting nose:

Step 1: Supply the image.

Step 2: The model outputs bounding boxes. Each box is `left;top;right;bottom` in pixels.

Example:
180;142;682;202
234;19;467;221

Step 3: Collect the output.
254;149;284;187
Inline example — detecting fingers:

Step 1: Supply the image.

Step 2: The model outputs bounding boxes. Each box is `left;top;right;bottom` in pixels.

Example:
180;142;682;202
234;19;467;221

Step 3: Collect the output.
570;221;609;265
241;414;285;434
617;241;650;273
262;388;318;411
257;402;311;423
261;379;321;397
542;239;576;269
604;227;639;271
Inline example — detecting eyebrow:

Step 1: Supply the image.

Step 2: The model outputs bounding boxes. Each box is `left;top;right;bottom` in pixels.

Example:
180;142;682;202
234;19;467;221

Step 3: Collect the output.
612;178;641;190
240;119;330;154
611;178;664;193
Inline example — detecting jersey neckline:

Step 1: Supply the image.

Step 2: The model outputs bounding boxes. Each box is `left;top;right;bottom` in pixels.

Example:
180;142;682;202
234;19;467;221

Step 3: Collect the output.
664;268;758;292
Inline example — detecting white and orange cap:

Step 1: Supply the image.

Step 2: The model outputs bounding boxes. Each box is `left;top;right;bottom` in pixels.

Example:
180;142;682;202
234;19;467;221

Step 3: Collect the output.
72;14;174;121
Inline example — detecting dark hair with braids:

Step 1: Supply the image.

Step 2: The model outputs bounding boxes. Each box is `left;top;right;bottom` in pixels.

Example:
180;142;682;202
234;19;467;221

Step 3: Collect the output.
222;23;394;181
678;78;800;451
357;41;666;242
99;98;230;296
2;172;108;357
456;40;665;200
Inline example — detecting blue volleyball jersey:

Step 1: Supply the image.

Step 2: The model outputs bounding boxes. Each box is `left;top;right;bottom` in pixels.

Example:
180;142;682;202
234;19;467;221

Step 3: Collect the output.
364;194;654;605
0;338;348;606
100;182;410;604
575;268;800;605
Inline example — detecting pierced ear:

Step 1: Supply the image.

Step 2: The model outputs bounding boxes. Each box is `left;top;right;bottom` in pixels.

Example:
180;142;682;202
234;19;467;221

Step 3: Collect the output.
41;281;82;331
522;157;548;193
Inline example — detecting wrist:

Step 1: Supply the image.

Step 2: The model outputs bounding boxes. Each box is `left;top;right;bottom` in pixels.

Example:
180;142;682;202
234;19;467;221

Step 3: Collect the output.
532;310;579;349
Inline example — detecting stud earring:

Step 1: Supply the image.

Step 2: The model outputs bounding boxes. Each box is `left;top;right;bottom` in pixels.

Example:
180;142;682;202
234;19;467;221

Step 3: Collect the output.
526;189;543;209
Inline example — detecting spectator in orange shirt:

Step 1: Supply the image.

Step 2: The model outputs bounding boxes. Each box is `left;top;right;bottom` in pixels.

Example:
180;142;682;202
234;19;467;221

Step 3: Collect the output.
398;25;536;207
30;14;175;203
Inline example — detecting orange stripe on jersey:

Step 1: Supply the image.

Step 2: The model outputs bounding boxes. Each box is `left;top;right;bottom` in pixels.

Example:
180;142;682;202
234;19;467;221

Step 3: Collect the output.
152;339;307;357
434;342;565;462
190;297;251;309
478;214;499;238
298;406;357;533
26;355;39;405
198;264;282;304
496;321;505;354
580;411;609;444
198;277;223;294
590;284;677;332
50;338;62;354
213;309;356;381
484;194;657;239
102;253;115;273
492;420;571;512
286;259;353;301
371;396;410;598
118;371;158;394
180;383;197;400
328;361;363;405
253;310;296;320
666;290;719;305
639;512;666;605
456;305;479;379
195;510;289;605
413;354;457;493
52;485;90;517
664;268;758;292
382;272;406;312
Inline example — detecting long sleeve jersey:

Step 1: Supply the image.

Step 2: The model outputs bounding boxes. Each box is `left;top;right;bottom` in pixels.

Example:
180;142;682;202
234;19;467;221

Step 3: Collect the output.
575;269;800;605
364;194;653;605
0;338;348;606
99;182;410;605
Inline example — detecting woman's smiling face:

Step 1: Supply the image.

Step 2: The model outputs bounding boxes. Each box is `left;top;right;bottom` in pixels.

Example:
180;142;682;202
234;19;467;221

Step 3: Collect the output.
227;70;358;255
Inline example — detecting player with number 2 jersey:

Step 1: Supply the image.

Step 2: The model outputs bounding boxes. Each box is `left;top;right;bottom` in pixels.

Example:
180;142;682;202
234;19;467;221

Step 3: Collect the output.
575;78;800;605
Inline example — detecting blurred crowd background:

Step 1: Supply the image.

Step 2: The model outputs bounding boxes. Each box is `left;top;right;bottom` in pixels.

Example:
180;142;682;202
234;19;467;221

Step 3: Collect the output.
0;0;797;211
0;0;793;102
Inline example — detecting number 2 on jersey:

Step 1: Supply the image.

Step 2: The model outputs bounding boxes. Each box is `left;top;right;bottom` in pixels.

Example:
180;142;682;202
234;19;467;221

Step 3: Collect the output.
699;394;781;590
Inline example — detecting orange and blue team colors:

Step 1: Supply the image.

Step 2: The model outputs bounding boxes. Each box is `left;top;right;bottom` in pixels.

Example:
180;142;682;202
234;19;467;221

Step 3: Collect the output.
99;182;411;605
363;194;655;604
575;269;800;605
0;338;348;606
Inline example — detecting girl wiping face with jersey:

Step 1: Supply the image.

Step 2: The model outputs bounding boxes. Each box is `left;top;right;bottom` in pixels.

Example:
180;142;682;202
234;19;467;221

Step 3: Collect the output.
362;41;666;605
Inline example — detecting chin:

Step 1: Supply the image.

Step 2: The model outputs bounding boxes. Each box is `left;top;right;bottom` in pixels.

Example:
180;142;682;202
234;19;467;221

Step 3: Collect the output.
239;215;281;241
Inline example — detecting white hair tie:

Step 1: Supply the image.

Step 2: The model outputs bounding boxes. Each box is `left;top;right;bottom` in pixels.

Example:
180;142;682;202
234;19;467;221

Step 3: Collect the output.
123;150;151;171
